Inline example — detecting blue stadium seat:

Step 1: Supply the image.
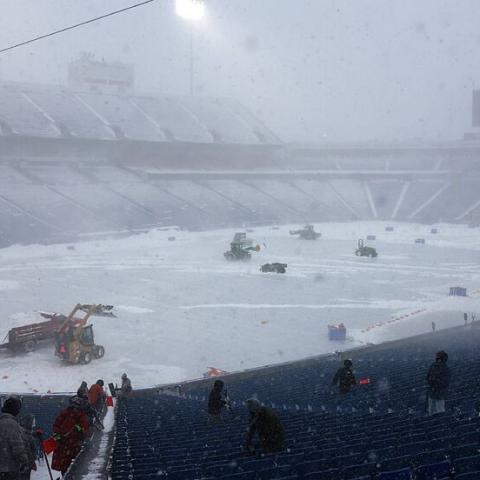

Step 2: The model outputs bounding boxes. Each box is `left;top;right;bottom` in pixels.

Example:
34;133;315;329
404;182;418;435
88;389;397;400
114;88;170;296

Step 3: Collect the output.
371;446;399;462
378;455;412;471
450;443;480;460
412;449;447;467
454;455;480;475
378;467;412;480
258;466;295;479
274;453;304;467
14;395;69;439
297;460;328;476
109;326;480;480
241;458;275;472
303;469;339;479
341;463;377;479
414;460;451;480
222;473;255;480
455;472;480;480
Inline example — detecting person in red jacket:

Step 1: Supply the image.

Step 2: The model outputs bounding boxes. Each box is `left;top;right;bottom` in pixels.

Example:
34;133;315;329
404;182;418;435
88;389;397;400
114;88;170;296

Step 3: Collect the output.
51;397;90;475
88;380;106;414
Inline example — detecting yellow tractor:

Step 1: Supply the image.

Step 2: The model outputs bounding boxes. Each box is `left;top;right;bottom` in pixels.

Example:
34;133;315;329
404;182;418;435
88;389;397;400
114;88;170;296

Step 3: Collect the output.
54;304;108;364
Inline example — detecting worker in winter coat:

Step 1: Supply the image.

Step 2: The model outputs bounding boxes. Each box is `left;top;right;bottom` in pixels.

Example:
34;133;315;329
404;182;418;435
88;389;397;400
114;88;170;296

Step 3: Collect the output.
72;387;102;430
18;415;37;480
72;385;90;414
88;380;106;414
51;396;90;475
77;381;88;402
117;373;132;401
245;399;284;454
208;380;229;421
0;396;29;480
426;350;450;415
332;359;356;394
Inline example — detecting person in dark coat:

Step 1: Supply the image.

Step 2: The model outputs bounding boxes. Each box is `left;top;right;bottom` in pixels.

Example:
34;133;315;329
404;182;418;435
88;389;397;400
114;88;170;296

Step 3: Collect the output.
0;396;28;480
18;415;36;480
51;396;90;475
245;399;284;454
72;388;101;430
332;359;356;394
117;373;132;402
78;381;88;397
208;380;228;421
426;350;450;415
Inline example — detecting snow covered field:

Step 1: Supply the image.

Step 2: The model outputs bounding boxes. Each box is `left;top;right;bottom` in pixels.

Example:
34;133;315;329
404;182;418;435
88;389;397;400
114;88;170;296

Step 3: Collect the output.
1;221;480;394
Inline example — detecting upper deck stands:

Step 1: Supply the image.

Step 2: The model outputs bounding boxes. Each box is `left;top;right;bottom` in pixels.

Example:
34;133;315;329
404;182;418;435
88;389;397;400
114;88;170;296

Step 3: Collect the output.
0;81;280;147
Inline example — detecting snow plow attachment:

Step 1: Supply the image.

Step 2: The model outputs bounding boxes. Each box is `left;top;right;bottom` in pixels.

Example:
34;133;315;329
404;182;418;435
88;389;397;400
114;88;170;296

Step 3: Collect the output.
79;304;116;317
40;304;116;319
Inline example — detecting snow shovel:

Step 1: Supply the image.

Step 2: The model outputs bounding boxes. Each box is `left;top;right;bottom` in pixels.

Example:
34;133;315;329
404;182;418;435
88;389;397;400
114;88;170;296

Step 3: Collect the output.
36;430;54;480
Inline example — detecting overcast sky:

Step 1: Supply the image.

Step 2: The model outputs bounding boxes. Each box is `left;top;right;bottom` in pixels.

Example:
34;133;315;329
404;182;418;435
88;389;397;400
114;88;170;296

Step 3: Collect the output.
0;0;479;143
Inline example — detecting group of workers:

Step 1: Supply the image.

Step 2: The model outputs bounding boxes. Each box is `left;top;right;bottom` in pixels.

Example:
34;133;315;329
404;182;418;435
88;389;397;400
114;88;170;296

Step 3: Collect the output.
206;351;451;455
0;373;132;480
207;379;285;454
330;350;451;416
1;349;451;476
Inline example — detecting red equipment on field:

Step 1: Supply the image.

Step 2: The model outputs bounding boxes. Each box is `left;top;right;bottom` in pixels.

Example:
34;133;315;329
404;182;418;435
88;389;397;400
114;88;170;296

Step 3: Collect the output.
54;304;115;365
204;367;229;378
0;315;69;353
0;305;115;355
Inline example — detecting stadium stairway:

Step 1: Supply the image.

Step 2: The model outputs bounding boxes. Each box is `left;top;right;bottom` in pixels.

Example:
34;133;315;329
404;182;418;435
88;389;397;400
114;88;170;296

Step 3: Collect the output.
109;325;480;479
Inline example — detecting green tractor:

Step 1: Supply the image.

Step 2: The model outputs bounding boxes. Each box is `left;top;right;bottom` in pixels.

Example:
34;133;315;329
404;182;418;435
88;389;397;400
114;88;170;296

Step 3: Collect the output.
289;224;321;240
224;232;260;261
355;239;378;258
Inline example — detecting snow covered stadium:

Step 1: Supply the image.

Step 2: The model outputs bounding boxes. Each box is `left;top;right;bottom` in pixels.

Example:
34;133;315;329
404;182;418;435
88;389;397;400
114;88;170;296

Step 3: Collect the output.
2;77;480;478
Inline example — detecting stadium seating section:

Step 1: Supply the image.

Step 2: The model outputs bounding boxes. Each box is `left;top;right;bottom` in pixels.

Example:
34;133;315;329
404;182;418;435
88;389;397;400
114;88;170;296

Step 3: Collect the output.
0;80;480;247
0;161;479;247
0;82;278;144
109;325;480;479
0;394;68;440
3;325;480;478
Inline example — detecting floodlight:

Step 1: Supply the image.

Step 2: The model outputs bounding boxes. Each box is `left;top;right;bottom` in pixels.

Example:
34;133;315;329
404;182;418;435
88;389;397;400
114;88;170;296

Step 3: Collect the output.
175;0;206;22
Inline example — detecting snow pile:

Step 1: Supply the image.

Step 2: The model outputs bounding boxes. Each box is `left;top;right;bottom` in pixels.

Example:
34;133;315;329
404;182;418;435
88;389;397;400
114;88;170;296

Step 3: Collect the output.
31;455;53;480
81;405;116;479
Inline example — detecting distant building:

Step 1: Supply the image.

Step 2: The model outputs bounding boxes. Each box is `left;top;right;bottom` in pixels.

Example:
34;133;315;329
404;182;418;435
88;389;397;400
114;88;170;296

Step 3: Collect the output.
68;53;134;95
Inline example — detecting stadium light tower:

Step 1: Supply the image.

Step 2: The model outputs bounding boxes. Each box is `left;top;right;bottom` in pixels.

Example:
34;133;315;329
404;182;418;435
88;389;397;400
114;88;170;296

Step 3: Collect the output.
175;0;206;96
176;0;205;21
